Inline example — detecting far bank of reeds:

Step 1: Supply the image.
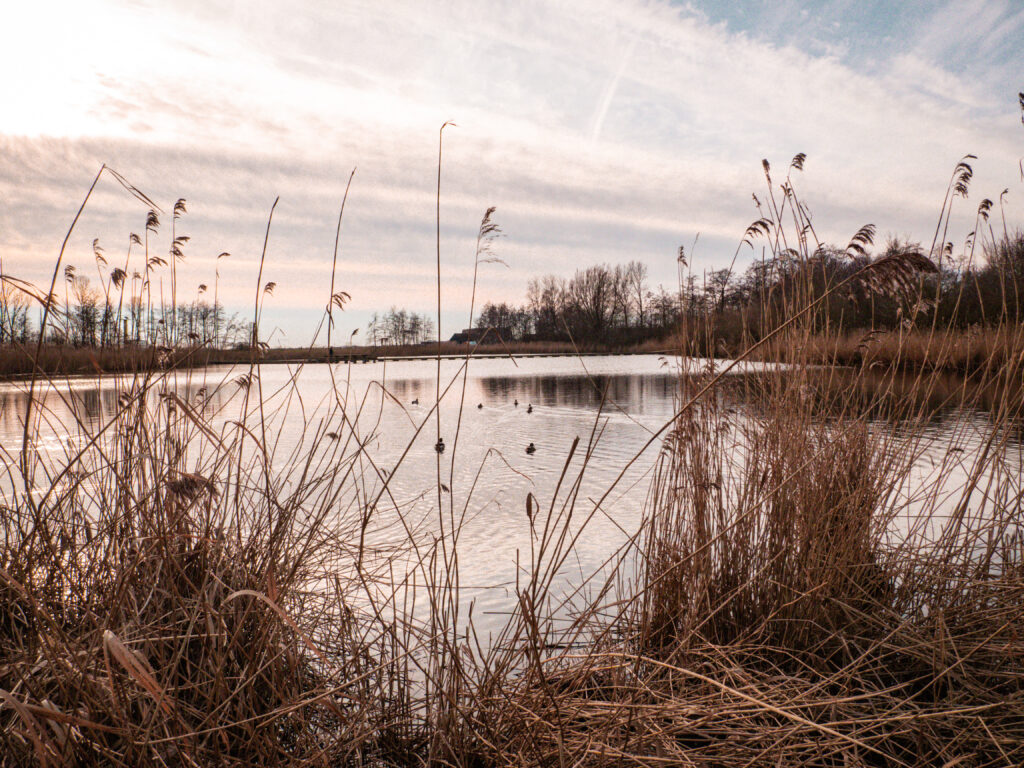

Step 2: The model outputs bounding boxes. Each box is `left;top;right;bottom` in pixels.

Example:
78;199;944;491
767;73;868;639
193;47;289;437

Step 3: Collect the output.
7;322;1022;379
756;322;1024;373
0;338;681;379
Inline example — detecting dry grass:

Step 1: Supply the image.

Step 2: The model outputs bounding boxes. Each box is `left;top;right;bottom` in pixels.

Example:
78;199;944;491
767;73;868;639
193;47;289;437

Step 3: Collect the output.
0;339;681;379
0;364;422;765
0;345;190;378
761;324;1024;373
468;358;1023;766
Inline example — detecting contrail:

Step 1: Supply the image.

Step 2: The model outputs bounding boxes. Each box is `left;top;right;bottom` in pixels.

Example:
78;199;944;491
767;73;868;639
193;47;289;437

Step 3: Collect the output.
589;35;638;146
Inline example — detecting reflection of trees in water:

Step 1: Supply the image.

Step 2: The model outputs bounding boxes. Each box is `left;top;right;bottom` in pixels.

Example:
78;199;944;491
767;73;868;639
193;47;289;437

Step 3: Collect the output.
729;369;1023;435
0;380;232;440
363;375;676;417
479;374;675;412
388;379;429;403
74;388;104;422
0;392;19;434
365;373;679;415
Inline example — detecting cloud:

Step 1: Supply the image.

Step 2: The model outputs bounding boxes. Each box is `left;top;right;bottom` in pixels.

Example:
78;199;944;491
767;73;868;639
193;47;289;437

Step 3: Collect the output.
1;0;1022;341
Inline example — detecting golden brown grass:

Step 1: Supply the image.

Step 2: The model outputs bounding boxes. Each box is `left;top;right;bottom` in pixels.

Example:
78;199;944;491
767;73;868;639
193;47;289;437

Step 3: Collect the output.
468;353;1024;766
760;324;1024;373
0;362;425;765
0;339;681;379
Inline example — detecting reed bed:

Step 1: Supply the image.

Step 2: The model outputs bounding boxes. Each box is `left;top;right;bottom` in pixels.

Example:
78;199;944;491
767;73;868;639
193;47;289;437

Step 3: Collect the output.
759;323;1024;373
0;344;320;378
466;356;1024;766
0;339;677;379
0;362;429;765
1;150;1023;767
0;345;191;378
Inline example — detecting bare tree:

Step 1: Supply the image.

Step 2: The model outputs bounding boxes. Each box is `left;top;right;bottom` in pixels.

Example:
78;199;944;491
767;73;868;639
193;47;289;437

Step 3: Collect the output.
71;276;100;347
0;283;30;344
567;265;614;336
626;260;649;329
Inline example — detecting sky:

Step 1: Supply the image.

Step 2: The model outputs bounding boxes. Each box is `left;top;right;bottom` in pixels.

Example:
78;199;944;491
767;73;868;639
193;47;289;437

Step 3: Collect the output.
2;0;1022;344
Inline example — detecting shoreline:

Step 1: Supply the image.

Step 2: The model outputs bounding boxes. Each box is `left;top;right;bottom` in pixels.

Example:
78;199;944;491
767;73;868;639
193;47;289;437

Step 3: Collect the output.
1;324;1020;380
0;340;679;380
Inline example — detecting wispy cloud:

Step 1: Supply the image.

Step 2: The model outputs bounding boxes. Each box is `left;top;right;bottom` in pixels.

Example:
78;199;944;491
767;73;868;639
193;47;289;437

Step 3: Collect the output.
1;0;1021;340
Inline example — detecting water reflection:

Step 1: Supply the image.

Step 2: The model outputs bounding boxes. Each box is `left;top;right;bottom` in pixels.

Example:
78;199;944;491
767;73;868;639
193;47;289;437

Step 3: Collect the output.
0;372;234;453
0;359;682;626
0;355;1018;638
478;373;676;414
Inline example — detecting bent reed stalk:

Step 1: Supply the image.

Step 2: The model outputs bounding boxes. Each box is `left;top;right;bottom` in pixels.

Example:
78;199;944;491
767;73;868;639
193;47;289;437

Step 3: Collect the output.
1;148;1023;767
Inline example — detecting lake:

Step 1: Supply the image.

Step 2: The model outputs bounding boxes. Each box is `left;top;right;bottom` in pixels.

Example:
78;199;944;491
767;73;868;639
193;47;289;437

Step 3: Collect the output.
1;353;1016;637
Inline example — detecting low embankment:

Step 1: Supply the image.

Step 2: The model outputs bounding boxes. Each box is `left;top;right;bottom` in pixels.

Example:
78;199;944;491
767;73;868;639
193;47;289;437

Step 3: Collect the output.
0;337;680;378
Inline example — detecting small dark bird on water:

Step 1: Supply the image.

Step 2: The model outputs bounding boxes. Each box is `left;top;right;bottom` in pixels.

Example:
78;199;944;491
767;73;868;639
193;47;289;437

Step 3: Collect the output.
514;399;519;407
477;403;483;409
526;442;536;454
434;438;445;453
411;398;419;405
527;404;533;413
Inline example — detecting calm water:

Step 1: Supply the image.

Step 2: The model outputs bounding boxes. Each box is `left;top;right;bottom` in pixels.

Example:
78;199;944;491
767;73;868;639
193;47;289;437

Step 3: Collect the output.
1;354;1018;634
0;356;689;626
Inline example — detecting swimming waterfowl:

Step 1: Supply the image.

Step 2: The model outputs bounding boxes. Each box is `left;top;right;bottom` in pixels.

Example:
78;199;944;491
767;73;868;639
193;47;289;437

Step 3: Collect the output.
514;399;519;407
434;437;445;453
526;404;533;413
411;398;419;405
526;442;536;454
477;403;483;409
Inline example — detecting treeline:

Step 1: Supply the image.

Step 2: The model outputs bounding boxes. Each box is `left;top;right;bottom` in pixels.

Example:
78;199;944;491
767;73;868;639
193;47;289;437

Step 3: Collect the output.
0;201;258;351
476;261;683;344
0;276;251;349
703;232;1024;350
365;307;436;345
471;234;1024;349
